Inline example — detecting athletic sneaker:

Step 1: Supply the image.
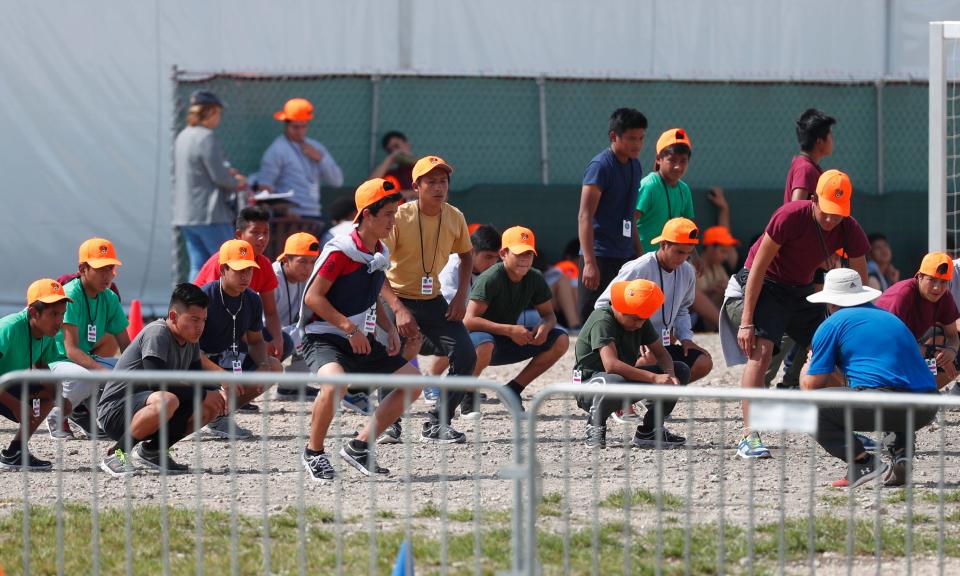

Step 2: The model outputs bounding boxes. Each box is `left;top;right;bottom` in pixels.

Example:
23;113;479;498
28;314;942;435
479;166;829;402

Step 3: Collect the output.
419;422;466;444
377;421;403;445
611;405;642;424
883;449;908;487
847;454;888;488
203;415;254;440
45;412;74;440
458;398;482;421
100;448;137;478
736;432;772;459
0;447;52;471
131;443;189;475
340;441;389;477
273;387;319;401
853;433;879;452
584;423;607;449
302;450;335;483
632;426;686;448
341;392;373;416
236;402;259;414
67;411;106;439
423;388;440;405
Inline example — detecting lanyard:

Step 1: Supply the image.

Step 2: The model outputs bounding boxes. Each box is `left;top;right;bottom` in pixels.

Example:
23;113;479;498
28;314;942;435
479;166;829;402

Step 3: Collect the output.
219;281;244;360
80;278;99;332
280;265;303;326
286;137;317;183
655;256;680;330
812;209;846;271
659;175;673;219
24;317;37;369
416;201;443;275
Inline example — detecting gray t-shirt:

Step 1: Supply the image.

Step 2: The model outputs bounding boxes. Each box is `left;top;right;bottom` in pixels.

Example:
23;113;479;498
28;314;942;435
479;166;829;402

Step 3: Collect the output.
172;125;238;226
100;319;202;405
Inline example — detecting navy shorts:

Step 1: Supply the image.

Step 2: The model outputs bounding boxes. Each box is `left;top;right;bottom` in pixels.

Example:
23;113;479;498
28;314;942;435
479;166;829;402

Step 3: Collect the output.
302;333;407;375
469;327;565;366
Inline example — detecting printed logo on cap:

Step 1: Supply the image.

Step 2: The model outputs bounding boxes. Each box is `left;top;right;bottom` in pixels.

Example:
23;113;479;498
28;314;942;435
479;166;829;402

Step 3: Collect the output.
308;242;320;252
835;189;844;199
675;129;686;141
239;247;248;257
626;288;636;297
51;282;61;291
430;157;439;164
688;228;699;240
99;245;109;255
520;232;530;241
938;263;949;275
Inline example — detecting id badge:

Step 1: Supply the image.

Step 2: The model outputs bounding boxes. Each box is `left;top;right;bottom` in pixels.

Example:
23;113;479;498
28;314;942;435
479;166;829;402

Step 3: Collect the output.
421;276;434;295
363;306;377;335
927;357;938;376
572;369;582;384
32;398;40;418
622;219;632;238
661;328;671;347
309;180;320;198
87;324;98;343
232;360;243;374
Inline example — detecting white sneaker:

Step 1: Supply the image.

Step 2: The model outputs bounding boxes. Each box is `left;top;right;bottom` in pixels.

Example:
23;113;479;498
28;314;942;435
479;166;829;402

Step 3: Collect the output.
611;405;642;424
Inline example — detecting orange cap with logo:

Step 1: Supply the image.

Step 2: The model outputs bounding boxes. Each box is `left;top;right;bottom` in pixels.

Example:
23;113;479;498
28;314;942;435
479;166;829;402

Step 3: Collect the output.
353;178;400;223
273;98;314;122
918;251;953;281
655;128;692;156
702;226;738;246
501;226;537;255
78;238;122;268
649;218;700;245
27;279;73;307
411;155;454;183
610;279;665;318
218;239;260;271
815;169;852;217
277;232;321;262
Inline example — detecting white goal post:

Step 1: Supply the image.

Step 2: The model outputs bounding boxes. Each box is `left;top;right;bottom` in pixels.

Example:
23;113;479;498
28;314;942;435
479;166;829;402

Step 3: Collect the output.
930;22;960;253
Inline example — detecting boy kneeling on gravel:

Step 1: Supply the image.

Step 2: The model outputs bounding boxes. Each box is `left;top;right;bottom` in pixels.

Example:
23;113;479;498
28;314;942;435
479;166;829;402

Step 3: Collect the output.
574;279;690;449
298;178;422;483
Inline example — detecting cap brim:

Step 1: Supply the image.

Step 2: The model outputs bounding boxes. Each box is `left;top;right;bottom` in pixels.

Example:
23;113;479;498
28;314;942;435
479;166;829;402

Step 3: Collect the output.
274;111;286;121
806;287;881;306
85;258;122;268
34;294;73;305
649;235;698;245
225;260;260;271
817;198;850;217
506;244;537;256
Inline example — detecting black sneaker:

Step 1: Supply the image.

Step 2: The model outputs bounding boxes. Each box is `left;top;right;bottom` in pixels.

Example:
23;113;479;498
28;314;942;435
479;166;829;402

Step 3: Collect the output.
631;426;686;448
848;454;888;488
301;450;335;483
585;423;607;448
273;387;319;401
340;441;389;477
131;443;189;475
883;448;908;487
0;448;52;471
419;422;466;444
237;402;260;414
377;421;403;445
67;410;106;439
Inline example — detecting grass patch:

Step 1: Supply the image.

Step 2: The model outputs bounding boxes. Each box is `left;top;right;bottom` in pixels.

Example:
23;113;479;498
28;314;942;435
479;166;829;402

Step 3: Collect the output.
446;508;512;524
922;490;960;504
599;488;682;511
415;501;440;518
884;490;907;504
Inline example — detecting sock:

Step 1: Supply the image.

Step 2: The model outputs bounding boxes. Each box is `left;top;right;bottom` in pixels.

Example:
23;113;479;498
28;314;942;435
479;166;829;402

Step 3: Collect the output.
304;447;324;457
141;438;161;453
506;380;524;395
5;439;20;454
350;439;369;451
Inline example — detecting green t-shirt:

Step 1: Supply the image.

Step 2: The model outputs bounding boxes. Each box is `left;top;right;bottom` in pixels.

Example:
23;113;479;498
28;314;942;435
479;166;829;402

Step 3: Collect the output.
574;307;658;381
0;309;61;375
635;172;695;247
55;278;129;359
469;262;553;325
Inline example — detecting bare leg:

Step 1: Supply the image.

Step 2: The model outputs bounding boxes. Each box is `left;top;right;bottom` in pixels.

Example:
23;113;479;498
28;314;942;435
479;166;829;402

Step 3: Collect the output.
473;342;494;377
129;391;180;441
552;278;581;329
740;337;775;433
356;363;422;442
306;363;348;452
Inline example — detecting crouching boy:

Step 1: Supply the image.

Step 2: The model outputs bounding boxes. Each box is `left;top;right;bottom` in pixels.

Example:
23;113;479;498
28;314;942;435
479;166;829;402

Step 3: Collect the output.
574;279;690;448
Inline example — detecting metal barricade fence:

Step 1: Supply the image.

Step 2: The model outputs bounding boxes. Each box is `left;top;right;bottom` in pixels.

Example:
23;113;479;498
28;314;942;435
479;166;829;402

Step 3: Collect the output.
524;384;960;576
0;370;527;576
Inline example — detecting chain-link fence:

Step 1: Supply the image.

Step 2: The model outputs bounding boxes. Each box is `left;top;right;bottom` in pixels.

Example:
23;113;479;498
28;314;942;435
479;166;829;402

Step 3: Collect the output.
174;71;928;196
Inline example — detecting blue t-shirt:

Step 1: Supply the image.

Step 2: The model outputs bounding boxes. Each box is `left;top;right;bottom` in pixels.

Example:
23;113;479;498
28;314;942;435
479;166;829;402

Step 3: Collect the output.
199;281;264;357
582;148;642;259
807;303;936;393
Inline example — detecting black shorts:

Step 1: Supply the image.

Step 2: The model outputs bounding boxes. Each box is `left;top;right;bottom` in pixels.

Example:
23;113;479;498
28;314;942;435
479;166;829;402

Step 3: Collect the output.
301;333;407;375
98;391;154;443
0;384;46;423
724;269;826;355
663;344;706;370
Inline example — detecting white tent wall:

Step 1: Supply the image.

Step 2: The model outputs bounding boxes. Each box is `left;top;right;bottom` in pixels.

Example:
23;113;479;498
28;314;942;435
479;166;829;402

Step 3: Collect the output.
1;0;959;315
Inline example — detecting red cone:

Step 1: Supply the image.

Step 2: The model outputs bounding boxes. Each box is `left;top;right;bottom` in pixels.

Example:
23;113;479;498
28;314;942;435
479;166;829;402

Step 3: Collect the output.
127;299;144;340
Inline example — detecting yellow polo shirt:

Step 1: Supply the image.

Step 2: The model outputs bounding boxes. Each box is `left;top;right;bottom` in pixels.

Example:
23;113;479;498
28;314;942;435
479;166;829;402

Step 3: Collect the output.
384;201;472;300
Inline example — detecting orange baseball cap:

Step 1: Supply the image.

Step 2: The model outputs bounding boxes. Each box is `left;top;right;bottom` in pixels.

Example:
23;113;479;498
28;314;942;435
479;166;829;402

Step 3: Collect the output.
411;155;454;183
649;218;700;245
78;238;122;268
467;223;481;235
702;226;739;246
610;279;664;318
815;169;852;217
218;239;260;271
274;98;314;122
918;251;953;281
353;178;401;223
655;128;693;156
277;232;321;261
501;226;537;255
27;279;73;306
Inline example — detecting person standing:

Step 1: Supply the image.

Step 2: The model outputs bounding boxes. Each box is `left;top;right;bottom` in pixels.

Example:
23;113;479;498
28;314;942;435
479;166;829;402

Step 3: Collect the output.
173;90;246;281
257;98;343;220
784;108;835;203
577;108;647;323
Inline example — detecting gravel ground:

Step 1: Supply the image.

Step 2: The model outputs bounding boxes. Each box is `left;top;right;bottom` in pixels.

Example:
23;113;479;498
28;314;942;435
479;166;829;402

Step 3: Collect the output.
2;333;959;573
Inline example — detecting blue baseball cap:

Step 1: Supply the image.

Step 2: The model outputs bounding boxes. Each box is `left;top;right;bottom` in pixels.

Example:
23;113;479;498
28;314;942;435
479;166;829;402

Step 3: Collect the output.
189;90;224;108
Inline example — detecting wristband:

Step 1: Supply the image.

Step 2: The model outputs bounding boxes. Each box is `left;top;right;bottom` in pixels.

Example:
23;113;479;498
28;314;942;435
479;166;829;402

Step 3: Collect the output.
345;328;360;338
739;324;755;330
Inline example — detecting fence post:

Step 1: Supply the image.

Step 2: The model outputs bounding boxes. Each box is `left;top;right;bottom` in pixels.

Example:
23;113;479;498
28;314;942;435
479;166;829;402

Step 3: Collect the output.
369;75;382;173
876;79;885;196
537;77;549;185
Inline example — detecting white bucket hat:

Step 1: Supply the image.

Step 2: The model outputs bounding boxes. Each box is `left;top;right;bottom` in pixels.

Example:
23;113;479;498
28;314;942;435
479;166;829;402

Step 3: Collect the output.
807;268;881;307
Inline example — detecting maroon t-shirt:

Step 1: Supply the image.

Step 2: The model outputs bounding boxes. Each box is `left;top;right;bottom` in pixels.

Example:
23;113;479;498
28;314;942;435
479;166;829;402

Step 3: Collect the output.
783;155;822;204
744;201;870;287
874;278;960;339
